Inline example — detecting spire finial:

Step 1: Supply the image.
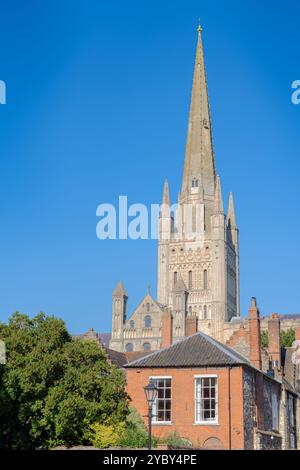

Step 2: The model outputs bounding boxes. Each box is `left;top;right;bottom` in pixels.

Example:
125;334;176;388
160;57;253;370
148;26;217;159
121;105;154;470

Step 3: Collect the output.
181;19;216;199
197;23;202;34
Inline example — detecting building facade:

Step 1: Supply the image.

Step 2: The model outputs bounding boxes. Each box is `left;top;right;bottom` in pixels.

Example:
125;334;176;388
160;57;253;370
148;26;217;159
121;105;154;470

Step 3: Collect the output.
124;300;300;450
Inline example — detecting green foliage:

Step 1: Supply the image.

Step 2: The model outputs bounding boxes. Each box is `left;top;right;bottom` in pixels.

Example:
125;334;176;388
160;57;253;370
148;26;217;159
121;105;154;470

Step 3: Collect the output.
0;312;129;449
84;421;126;449
116;407;154;449
261;330;268;348
261;328;296;349
162;430;192;449
280;329;295;348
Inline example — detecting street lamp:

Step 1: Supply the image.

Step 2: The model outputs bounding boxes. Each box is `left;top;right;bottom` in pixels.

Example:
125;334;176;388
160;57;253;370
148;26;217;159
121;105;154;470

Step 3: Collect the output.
144;380;158;450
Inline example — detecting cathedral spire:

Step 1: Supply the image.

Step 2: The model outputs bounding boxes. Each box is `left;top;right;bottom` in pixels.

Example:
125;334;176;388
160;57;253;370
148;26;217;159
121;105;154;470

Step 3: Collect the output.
227;192;237;228
214;175;224;214
181;25;216;199
162;179;170;206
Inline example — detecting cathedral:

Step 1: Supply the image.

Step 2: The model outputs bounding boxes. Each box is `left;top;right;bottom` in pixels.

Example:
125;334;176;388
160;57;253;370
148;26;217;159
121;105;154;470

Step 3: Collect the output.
109;27;241;353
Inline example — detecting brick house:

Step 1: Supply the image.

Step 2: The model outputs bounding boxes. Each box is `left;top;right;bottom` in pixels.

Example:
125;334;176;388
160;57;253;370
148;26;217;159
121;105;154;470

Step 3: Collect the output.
124;299;300;450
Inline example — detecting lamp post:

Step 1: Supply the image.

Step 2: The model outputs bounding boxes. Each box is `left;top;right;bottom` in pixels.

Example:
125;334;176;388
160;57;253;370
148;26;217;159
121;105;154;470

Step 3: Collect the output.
144;380;158;450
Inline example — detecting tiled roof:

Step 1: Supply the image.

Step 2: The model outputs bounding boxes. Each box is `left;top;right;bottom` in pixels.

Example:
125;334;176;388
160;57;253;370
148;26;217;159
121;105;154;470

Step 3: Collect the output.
125;332;250;369
105;349;153;368
105;349;128;368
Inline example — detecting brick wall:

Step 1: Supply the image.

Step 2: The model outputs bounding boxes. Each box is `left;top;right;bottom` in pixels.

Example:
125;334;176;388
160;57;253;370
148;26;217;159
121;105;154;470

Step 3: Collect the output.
126;366;245;450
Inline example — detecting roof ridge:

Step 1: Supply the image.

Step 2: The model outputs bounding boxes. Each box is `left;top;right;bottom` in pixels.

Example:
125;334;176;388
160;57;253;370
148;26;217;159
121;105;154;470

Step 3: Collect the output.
125;332;249;368
125;332;201;367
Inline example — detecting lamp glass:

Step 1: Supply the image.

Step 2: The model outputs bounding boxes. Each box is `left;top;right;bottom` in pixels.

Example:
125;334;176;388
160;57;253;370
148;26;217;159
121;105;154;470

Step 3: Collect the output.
144;381;158;404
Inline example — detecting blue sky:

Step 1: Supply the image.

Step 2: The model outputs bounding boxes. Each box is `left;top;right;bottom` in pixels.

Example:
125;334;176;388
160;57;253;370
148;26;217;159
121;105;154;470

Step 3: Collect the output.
0;0;299;334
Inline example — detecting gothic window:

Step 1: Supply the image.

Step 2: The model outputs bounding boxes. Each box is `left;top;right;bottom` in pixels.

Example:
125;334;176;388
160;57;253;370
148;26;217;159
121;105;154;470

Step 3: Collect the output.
188;271;193;290
129;320;135;329
143;342;151;351
146;302;150;312
203;270;208;290
192;179;199;188
144;315;152;329
174;272;178;287
125;343;133;352
203;305;208;320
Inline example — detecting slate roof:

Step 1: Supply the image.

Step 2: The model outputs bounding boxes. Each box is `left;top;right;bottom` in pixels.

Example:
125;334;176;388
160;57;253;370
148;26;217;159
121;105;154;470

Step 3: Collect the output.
105;349;153;368
125;332;250;369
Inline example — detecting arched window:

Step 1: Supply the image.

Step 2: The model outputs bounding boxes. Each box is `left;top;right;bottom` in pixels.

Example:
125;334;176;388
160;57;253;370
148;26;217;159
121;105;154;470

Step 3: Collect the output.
144;315;152;329
203;270;208;290
125;343;133;352
203;305;208;320
129;320;135;329
188;271;193;290
174;272;178;287
146;302;150;312
143;343;151;351
189;306;192;315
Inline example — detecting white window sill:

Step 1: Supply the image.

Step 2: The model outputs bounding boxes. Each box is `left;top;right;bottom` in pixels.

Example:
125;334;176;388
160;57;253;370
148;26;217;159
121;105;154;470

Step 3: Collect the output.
194;421;219;426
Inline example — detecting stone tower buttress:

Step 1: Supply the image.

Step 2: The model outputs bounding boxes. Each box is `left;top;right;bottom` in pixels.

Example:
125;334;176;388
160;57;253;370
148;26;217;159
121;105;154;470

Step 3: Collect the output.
110;281;127;352
157;180;172;306
211;176;227;341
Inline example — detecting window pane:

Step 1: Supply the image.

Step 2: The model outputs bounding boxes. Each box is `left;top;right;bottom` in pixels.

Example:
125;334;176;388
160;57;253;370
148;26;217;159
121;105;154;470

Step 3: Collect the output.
195;377;217;423
152;378;172;423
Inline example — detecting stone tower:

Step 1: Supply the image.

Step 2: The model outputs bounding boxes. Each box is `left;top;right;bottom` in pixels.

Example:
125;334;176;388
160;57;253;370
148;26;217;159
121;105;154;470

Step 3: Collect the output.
157;26;240;342
110;281;128;351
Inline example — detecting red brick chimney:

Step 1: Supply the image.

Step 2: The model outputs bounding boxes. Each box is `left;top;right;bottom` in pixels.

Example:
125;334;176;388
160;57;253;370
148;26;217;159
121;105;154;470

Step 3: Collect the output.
185;316;198;337
268;313;281;370
248;297;262;370
161;310;173;348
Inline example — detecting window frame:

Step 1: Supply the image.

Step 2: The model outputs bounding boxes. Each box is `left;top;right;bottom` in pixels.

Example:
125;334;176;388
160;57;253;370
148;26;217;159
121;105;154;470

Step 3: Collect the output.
194;375;218;425
149;376;172;425
125;343;133;352
144;315;152;329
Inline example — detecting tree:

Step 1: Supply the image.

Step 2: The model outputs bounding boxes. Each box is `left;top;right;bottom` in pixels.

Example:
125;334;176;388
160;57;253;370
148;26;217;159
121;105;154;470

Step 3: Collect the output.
261;328;296;349
280;329;295;348
0;312;128;449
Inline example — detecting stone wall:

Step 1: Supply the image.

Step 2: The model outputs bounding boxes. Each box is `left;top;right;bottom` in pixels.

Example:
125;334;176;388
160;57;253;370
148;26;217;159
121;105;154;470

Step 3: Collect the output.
243;368;256;450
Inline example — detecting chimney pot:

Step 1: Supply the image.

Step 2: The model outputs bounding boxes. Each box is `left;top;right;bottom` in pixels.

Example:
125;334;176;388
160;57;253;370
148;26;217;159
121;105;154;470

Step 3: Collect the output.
268;314;281;371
